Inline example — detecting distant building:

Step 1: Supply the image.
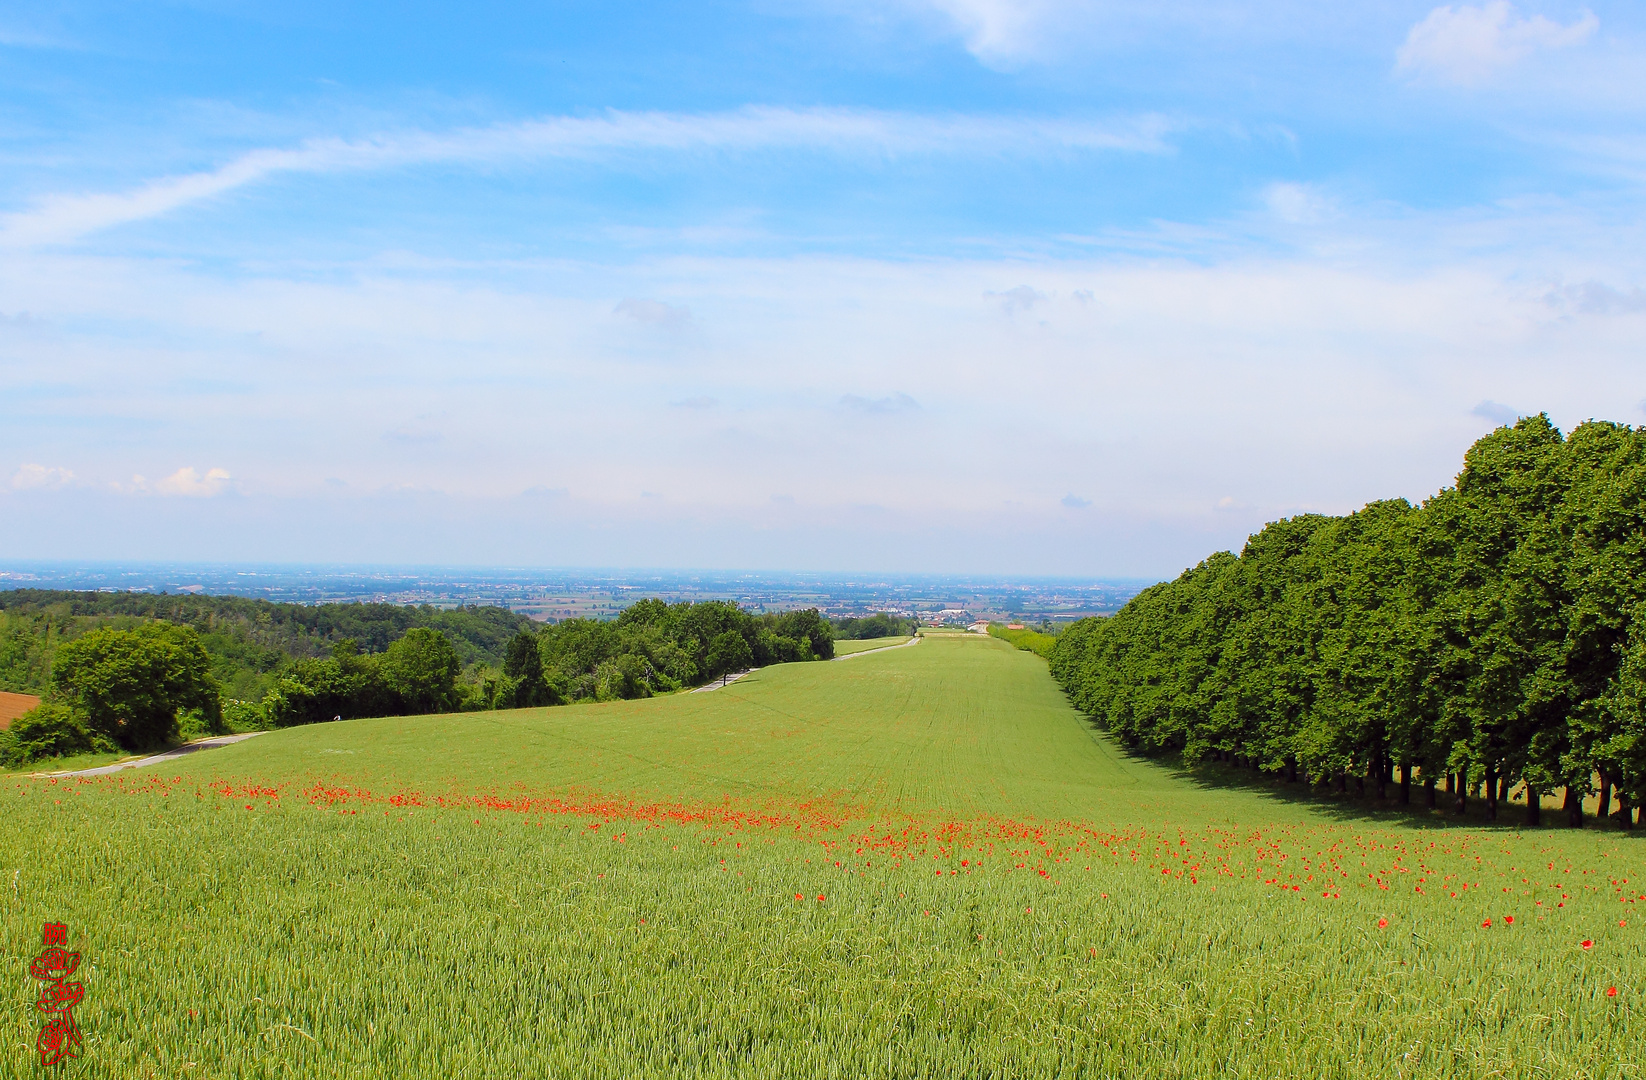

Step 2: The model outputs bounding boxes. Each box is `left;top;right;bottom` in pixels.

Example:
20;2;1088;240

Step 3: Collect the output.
967;621;990;634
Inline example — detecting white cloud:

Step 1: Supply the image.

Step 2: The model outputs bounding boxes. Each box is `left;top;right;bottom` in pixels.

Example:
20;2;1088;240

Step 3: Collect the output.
2;188;1644;572
615;297;692;328
1396;2;1598;86
1543;279;1646;315
10;463;74;490
0;107;1174;249
1264;182;1336;225
153;467;233;497
990;285;1048;311
919;0;1056;66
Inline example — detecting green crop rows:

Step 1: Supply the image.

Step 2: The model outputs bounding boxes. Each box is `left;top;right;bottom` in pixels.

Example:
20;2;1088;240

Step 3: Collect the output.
3;637;1640;1077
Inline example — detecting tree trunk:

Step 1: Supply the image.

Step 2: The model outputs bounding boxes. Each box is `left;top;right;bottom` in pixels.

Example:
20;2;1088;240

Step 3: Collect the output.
1597;775;1612;826
1285;757;1297;783
1455;782;1467;816
1400;765;1411;806
1374;755;1386;801
1565;784;1584;828
1336;772;1347;794
1525;783;1540;826
1484;763;1497;822
1356;774;1366;798
1498;775;1510;805
1425;776;1437;809
1618;792;1633;831
1446;772;1455;796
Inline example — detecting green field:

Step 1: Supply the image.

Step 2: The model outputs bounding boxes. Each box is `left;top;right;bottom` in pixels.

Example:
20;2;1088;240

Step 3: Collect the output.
4;637;1641;1077
829;635;914;656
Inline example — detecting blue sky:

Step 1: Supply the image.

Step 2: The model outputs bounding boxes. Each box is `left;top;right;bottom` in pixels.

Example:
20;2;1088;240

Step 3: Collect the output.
1;0;1643;575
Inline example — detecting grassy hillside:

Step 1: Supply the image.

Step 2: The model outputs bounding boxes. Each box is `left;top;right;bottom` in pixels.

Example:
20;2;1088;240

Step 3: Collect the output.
2;637;1640;1077
830;635;913;656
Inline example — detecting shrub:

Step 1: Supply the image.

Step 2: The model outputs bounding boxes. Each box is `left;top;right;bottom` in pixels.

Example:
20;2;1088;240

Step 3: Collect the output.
0;703;117;766
50;622;222;750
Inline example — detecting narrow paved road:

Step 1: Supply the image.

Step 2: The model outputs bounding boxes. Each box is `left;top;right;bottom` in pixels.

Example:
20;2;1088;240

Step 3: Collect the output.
833;635;921;660
43;732;267;778
691;668;758;692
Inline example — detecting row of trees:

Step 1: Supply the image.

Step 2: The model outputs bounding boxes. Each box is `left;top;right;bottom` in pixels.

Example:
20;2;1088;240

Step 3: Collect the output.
1050;415;1646;827
0;589;536;702
481;600;833;708
1;598;835;760
182;601;833;729
832;613;918;639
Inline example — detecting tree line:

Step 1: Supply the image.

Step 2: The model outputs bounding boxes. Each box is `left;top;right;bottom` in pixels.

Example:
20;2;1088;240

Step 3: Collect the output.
832;613;918;639
0;590;535;702
268;599;833;725
1;596;834;763
1049;415;1646;827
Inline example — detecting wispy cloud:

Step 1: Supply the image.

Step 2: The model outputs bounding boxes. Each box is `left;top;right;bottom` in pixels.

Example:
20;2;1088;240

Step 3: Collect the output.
917;0;1057;66
1543;279;1646;316
616;297;692;328
1396;2;1597;86
0;107;1175;249
1263;181;1337;225
990;285;1047;311
840;392;920;414
153;466;233;497
10;463;74;490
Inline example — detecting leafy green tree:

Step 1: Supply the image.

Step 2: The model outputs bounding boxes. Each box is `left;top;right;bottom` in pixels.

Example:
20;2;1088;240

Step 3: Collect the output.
705;630;754;683
50;622;222;750
380;628;462;715
1047;413;1646;829
502;630;550;707
775;608;834;659
1560;421;1646;823
832;613;913;640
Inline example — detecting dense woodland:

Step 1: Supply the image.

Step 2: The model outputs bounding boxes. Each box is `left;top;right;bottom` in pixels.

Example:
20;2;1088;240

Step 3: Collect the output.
1051;415;1646;826
0;590;533;702
266;599;833;726
832;613;918;639
0;590;835;763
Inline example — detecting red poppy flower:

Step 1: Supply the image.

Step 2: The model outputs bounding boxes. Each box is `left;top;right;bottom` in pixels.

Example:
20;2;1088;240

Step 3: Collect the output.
1607;987;1619;998
1503;916;1513;925
1377;918;1388;929
816;895;825;902
1581;940;1593;950
1482;919;1492;928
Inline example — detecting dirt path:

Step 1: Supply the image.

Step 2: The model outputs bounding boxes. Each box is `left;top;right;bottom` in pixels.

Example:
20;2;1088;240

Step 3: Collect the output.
42;732;268;778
